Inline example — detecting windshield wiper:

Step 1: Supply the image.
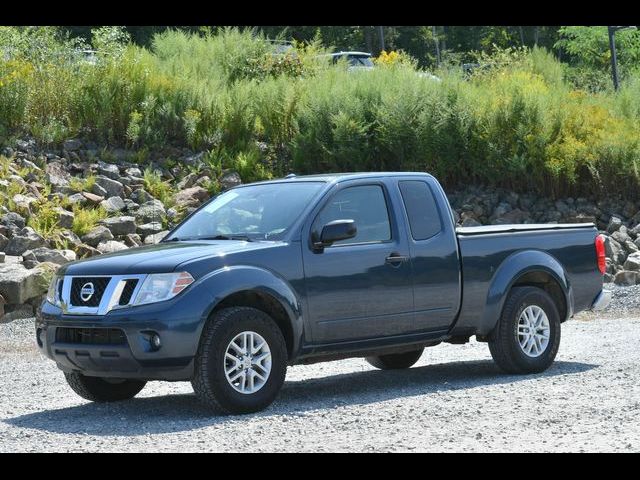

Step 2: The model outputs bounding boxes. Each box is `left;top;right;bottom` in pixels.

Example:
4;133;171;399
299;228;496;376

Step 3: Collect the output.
198;234;254;242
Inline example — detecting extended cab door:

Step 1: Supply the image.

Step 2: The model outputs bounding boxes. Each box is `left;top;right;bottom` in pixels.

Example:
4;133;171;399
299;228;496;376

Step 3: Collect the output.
397;177;462;332
302;179;414;343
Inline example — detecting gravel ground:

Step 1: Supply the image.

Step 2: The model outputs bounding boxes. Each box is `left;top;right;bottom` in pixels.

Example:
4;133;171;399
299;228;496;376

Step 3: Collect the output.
1;285;639;452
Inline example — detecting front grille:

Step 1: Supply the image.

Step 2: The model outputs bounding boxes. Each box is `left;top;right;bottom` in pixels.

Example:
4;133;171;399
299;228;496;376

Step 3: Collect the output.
119;279;139;305
70;277;110;307
55;327;127;345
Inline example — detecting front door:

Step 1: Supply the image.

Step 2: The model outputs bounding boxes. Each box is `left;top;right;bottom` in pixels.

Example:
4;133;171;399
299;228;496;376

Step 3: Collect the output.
302;182;414;344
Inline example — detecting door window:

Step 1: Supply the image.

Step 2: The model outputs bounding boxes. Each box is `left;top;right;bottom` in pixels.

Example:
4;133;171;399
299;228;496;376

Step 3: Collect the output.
399;180;442;240
314;185;391;246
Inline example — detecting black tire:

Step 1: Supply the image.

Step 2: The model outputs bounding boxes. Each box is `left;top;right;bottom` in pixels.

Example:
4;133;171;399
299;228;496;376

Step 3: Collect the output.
365;348;424;370
63;372;146;402
489;286;561;374
191;306;288;415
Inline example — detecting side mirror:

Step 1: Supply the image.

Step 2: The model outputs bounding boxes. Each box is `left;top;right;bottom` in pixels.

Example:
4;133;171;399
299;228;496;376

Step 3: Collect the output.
313;219;357;250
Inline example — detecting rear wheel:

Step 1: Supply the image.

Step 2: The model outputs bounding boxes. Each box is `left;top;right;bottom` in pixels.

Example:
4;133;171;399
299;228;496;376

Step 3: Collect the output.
489;286;561;374
365;348;424;370
64;372;146;402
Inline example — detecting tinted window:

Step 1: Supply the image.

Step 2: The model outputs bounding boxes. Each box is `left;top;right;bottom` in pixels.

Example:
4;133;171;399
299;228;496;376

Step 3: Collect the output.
399;181;442;240
314;185;391;245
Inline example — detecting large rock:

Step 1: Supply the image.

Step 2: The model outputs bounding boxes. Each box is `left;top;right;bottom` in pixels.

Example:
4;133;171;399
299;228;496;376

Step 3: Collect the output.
81;226;114;247
25;247;76;266
0;233;8;251
220;171;242;190
137;222;164;236
44;162;71;188
75;243;101;258
55;207;74;229
97;163;120;180
143;231;169;244
63;138;82;151
94;175;124;198
614;270;638;286
135;200;166;224
99;216;137;236
174;186;209;208
100;196;126;213
1;212;26;230
96;240;128;253
607;216;623;233
5;227;45;256
623;253;640;272
0;262;52;304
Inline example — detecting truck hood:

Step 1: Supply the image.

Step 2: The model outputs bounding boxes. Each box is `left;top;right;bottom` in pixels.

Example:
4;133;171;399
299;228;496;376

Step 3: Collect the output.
58;240;282;276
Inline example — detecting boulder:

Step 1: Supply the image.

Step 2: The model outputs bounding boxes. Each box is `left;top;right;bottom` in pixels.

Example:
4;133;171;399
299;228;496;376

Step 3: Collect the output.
44;162;71;188
100;196;126;213
124;233;143;247
132;189;154;204
607;216;623;233
75;243;101;258
0;233;8;251
90;182;108;198
97;163;120;180
125;167;142;178
99;216;137;236
67;193;88;206
26;247;76;266
1;212;26;230
0;262;52;304
63;138;82;151
174;186;209;209
623;253;640;272
54;207;74;229
5;227;45;256
81;226;114;247
96;240;128;254
137;222;164;236
0;252;5;264
82;191;104;204
614;270;638;286
220;171;242;190
176;172;199;190
94;175;124;198
135;200;166;224
143;231;169;244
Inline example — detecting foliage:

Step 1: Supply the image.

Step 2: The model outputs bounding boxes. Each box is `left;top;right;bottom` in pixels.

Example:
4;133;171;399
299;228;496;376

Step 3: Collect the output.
71;204;108;237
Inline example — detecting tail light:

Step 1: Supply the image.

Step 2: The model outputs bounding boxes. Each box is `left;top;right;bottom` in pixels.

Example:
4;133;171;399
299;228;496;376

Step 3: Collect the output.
595;234;606;275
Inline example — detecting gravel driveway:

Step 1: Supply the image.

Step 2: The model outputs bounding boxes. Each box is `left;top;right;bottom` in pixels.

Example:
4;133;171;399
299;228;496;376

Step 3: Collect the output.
1;285;639;452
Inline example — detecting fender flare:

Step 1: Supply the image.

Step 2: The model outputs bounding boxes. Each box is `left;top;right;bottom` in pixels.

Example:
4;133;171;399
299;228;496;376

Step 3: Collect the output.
194;265;304;357
479;249;573;335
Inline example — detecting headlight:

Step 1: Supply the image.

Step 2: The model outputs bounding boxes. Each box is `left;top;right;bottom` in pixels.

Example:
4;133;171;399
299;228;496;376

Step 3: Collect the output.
131;272;194;306
46;275;61;305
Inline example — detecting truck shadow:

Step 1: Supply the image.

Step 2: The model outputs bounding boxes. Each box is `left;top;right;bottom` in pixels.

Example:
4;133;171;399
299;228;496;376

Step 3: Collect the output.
4;359;596;436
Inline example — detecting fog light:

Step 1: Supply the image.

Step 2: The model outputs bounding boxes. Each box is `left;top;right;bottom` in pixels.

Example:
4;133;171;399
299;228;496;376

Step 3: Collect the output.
150;333;161;350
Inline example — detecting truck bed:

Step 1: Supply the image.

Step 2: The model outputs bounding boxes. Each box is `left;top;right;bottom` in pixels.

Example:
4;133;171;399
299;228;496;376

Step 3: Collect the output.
453;223;603;335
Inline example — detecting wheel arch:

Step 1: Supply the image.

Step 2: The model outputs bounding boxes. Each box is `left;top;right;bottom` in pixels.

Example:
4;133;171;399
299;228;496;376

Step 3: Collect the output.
480;250;573;335
196;265;304;360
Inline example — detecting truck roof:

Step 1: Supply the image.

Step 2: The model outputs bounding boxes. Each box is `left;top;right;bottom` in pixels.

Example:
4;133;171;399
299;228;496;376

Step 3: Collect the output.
253;172;435;185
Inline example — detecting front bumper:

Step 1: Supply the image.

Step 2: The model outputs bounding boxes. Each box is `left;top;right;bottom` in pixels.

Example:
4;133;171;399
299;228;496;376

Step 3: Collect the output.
591;289;612;311
36;286;215;381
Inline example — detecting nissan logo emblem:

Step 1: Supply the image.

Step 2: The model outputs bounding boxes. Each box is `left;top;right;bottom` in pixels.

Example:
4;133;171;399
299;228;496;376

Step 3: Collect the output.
80;282;95;302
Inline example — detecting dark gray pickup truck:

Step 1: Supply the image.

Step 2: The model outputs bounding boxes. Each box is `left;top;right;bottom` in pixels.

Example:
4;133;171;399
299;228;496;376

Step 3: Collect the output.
37;172;610;414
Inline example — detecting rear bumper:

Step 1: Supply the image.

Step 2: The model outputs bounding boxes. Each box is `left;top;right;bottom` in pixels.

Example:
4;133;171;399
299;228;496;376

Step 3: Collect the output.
591;289;612;311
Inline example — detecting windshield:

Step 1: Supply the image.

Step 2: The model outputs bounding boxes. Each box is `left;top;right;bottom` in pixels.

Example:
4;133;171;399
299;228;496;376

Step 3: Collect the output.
348;55;373;67
165;182;324;242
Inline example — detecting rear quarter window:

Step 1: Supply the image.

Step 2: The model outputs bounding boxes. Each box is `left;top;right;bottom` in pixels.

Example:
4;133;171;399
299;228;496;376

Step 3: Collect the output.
399;180;442;240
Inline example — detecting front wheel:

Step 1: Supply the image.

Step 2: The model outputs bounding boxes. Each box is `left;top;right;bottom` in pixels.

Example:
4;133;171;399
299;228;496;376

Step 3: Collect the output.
64;372;146;402
192;306;288;415
489;286;561;374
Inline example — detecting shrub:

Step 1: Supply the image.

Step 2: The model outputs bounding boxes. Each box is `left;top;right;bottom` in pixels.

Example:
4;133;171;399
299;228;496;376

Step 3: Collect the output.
72;205;108;237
